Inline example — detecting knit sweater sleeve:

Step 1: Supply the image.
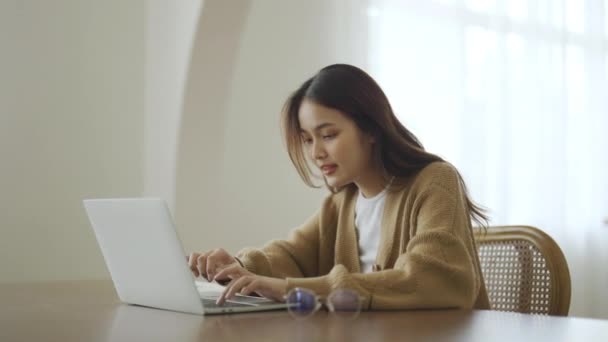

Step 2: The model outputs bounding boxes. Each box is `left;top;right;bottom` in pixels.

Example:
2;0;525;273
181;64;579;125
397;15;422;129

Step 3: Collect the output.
235;209;322;279
286;171;482;310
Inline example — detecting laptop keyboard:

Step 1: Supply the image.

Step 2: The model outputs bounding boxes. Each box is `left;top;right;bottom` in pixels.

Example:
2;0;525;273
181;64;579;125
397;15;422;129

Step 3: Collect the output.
201;298;255;308
199;294;276;308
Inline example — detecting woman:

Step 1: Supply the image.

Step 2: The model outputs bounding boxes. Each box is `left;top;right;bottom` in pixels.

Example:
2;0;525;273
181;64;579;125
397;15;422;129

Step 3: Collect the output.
188;64;490;310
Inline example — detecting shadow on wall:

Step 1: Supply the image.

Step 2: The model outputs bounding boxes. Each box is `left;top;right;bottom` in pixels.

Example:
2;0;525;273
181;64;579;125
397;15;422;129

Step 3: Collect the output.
174;1;251;236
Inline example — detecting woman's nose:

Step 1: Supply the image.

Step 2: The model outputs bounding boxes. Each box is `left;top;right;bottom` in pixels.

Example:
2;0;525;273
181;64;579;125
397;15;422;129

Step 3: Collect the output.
311;141;327;160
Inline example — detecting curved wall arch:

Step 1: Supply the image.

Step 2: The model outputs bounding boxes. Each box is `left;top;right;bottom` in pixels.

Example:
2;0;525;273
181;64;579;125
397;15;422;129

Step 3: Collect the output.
174;0;369;254
174;0;252;251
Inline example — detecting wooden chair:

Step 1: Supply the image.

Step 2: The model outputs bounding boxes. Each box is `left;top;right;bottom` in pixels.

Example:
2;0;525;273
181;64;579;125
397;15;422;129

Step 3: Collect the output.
473;225;571;316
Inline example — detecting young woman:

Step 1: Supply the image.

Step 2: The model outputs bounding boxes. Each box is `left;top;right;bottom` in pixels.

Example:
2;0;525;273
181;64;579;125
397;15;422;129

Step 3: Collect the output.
188;64;490;310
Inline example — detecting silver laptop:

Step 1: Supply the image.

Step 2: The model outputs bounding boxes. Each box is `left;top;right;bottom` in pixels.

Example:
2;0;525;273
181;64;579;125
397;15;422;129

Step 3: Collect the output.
83;198;288;315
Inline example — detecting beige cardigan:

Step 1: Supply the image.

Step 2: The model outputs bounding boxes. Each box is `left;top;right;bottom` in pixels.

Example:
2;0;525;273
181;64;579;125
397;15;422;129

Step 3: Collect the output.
237;162;490;310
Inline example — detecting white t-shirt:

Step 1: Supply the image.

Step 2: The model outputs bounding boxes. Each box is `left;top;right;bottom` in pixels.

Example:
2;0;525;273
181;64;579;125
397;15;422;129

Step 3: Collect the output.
355;188;387;273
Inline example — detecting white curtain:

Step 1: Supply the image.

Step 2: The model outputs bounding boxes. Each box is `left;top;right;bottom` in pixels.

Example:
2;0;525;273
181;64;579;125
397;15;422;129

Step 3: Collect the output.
367;0;608;318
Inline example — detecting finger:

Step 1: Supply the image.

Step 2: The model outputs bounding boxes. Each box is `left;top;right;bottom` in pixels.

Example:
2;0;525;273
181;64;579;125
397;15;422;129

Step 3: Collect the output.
240;280;258;296
217;276;252;305
196;252;210;279
206;249;225;281
226;276;254;300
217;279;236;306
218;278;244;305
213;264;243;282
188;253;200;277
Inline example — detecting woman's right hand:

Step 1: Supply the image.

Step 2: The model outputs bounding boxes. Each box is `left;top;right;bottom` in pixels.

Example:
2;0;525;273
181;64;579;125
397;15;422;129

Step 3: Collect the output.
187;248;242;282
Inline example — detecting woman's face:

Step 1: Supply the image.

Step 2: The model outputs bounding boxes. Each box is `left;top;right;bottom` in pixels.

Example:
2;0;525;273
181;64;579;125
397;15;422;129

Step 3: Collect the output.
298;99;375;189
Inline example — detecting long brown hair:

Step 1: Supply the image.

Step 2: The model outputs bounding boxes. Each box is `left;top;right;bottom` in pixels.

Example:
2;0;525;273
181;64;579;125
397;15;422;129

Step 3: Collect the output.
282;64;488;228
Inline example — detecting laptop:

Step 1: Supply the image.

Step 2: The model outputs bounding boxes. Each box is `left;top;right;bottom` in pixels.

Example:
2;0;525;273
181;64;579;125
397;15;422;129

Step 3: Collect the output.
83;198;288;315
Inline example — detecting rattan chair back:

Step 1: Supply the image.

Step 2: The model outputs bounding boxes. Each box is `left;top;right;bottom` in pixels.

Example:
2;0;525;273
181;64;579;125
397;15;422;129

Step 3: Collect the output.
474;225;571;316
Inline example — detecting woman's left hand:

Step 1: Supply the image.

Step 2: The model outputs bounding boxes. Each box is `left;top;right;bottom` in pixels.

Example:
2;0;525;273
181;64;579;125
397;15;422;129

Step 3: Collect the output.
216;274;287;305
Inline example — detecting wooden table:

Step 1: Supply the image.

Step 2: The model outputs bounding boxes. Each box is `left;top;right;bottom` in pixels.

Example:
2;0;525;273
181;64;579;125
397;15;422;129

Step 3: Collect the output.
1;280;607;341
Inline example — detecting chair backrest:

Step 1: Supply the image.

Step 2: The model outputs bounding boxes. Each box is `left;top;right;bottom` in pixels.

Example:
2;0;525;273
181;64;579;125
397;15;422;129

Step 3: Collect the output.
473;225;571;316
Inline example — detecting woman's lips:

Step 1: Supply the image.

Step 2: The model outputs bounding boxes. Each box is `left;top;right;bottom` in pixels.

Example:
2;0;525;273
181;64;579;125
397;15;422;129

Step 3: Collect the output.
321;165;337;176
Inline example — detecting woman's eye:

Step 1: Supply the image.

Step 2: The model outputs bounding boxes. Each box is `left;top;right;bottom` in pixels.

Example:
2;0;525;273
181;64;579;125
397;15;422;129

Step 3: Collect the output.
302;138;313;145
322;133;336;140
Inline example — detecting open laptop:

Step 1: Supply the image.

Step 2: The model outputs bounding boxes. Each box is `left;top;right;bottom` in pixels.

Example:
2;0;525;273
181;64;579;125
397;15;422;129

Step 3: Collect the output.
83;198;288;315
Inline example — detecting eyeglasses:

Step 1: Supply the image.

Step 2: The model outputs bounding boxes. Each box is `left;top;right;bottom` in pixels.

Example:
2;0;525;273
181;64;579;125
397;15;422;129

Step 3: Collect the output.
284;287;363;320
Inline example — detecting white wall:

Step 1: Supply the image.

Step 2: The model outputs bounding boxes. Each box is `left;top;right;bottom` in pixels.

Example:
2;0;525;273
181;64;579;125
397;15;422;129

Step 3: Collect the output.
0;1;145;282
0;0;364;282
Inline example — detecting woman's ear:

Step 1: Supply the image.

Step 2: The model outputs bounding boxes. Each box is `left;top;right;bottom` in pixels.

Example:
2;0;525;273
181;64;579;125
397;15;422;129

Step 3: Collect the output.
359;130;375;145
